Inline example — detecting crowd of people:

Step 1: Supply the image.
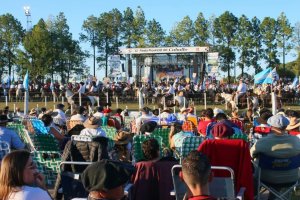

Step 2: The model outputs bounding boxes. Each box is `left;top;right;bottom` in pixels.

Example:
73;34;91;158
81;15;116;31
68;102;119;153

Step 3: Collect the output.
1;91;300;199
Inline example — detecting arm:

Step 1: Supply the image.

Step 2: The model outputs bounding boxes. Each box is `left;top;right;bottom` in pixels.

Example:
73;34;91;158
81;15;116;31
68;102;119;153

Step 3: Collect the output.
49;127;65;141
286;122;300;131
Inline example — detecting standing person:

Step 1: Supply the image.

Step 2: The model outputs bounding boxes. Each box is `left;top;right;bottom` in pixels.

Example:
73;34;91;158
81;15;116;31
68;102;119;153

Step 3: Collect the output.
182;150;216;200
0;115;25;152
0;150;52;200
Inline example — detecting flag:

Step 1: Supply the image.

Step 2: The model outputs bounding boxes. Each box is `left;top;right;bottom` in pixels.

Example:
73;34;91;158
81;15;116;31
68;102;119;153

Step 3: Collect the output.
138;88;144;109
6;76;11;86
23;70;29;91
254;68;271;84
292;76;299;89
262;68;279;84
50;79;54;91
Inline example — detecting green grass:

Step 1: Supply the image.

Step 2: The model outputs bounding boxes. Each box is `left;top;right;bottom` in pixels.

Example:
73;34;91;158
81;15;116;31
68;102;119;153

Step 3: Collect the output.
3;100;300;115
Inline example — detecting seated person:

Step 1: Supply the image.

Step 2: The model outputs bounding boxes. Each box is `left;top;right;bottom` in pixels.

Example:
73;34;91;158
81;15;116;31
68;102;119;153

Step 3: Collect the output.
93;106;104;119
182;150;216;200
135;107;152;133
80;116;106;137
112;131;133;162
286;110;300;136
251;114;300;199
253;108;272;127
197;108;214;136
169;122;194;150
70;106;87;122
140;121;157;135
41;114;65;141
0;150;52;200
113;108;124;126
38;107;47;119
0;114;25;151
81;160;135;200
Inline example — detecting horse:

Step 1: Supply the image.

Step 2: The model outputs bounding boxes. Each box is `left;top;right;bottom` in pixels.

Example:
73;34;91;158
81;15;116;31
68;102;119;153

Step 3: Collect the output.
215;92;238;111
8;87;15;102
15;88;23;102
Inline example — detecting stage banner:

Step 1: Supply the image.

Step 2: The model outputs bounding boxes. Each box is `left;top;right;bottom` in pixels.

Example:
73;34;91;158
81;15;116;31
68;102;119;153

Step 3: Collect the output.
108;55;121;78
207;52;219;77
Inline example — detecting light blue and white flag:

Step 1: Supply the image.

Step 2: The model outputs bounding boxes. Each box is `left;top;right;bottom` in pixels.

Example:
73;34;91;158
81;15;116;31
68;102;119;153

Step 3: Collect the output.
23;70;29;91
50;79;54;91
6;76;11;86
262;68;279;84
254;68;271;84
292;76;299;89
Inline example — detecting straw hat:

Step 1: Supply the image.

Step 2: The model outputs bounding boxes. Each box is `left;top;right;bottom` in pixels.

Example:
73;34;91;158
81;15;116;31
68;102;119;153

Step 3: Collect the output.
180;107;188;113
29;108;37;115
113;131;132;145
83;116;101;129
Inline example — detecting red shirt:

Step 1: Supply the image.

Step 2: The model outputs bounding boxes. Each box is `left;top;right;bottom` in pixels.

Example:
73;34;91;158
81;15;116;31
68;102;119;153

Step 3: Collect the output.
197;120;212;135
189;195;217;200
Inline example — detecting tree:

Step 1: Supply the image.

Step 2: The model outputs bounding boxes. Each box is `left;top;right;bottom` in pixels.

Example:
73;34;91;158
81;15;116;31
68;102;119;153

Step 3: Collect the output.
0;14;24;80
208;14;217;51
20;19;52;79
120;7;135;48
260;17;279;68
169;16;194;46
277;12;293;72
236;15;253;76
293;22;300;52
80;15;99;77
250;17;263;73
213;11;238;82
109;9;123;54
146;19;165;47
194;12;209;46
132;6;147;47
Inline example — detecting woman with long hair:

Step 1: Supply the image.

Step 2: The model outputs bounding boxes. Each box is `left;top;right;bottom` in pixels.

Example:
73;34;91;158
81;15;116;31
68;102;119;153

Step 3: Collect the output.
0;150;52;200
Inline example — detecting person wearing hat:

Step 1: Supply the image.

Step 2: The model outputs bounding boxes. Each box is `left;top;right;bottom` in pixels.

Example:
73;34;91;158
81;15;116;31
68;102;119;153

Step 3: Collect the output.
70;106;87;122
112;131;133;162
81;160;135;200
80;116;106;137
251;114;300;197
15;107;25;118
169;122;194;150
29;108;37;117
53;103;67;124
135;107;152;134
0;115;25;153
177;107;188;121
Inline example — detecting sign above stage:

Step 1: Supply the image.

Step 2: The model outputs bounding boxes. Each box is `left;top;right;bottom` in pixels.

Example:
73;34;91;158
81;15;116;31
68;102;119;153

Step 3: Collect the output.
119;46;209;55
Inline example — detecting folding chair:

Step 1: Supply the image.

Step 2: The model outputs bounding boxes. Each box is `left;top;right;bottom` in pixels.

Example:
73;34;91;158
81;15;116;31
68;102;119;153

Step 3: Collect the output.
171;164;245;200
152;127;170;148
132;135;163;162
256;154;300;200
198;139;254;200
178;136;203;163
59;161;91;200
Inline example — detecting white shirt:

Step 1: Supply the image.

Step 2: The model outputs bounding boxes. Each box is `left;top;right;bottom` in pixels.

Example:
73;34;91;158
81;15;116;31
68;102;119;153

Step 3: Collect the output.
237;83;247;93
93;112;104;118
8;186;52;200
80;128;106;137
135;114;153;133
53;109;67;124
78;84;85;94
70;114;87;122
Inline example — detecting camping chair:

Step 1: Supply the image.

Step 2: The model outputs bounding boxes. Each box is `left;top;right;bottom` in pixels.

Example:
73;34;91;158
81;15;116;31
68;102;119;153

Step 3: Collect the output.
59;161;91;200
255;154;300;200
171;164;245;200
152;127;171;148
0;141;10;161
198;139;254;200
177;136;203;163
132;135;163;163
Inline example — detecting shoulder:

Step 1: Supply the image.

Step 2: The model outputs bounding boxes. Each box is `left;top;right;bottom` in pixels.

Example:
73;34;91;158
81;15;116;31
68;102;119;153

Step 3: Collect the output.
11;186;51;200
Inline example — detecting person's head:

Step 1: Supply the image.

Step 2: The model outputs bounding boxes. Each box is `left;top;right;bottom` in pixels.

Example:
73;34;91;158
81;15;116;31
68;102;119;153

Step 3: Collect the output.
96;106;104;112
182;150;211;189
77;106;86;115
141;107;150;115
116;108;122;114
267;114;290;133
259;108;270;116
215;112;228;121
81;160;135;200
260;111;273;122
204;108;214;119
56;103;65;110
171;122;182;134
0;115;8;127
287;110;299;120
211;123;233;139
0;150;38;199
41;114;53;127
152;109;159;116
40;107;47;113
142;138;160;161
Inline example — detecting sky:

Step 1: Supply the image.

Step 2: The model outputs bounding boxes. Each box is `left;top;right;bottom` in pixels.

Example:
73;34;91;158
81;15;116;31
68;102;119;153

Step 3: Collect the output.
1;0;300;80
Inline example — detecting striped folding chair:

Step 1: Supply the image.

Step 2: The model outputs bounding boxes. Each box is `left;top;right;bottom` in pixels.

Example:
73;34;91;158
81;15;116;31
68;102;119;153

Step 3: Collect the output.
179;136;203;163
152;127;170;148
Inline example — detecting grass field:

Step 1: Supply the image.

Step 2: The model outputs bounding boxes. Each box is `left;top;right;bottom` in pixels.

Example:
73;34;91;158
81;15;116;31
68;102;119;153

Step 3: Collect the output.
2;100;300;115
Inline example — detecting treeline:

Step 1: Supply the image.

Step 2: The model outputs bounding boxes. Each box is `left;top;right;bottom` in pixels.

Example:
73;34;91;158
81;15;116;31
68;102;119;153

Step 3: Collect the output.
0;7;299;83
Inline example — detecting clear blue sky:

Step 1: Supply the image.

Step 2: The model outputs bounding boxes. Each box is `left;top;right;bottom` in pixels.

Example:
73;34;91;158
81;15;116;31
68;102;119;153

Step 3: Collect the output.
1;0;300;79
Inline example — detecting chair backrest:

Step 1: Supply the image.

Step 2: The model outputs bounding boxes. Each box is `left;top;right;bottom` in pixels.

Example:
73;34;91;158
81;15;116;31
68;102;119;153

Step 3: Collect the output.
171;165;235;200
258;153;300;171
67;120;83;131
198;139;254;200
152;128;170;148
180;136;203;163
0;141;10;161
230;118;244;131
132;135;163;162
102;126;117;140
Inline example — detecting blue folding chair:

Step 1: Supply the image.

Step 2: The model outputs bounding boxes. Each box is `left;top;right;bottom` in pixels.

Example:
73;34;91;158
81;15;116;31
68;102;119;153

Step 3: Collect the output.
256;154;300;200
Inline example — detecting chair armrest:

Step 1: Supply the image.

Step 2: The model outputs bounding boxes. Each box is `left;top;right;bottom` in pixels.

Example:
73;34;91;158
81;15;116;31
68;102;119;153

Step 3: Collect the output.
170;189;175;196
236;187;246;200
